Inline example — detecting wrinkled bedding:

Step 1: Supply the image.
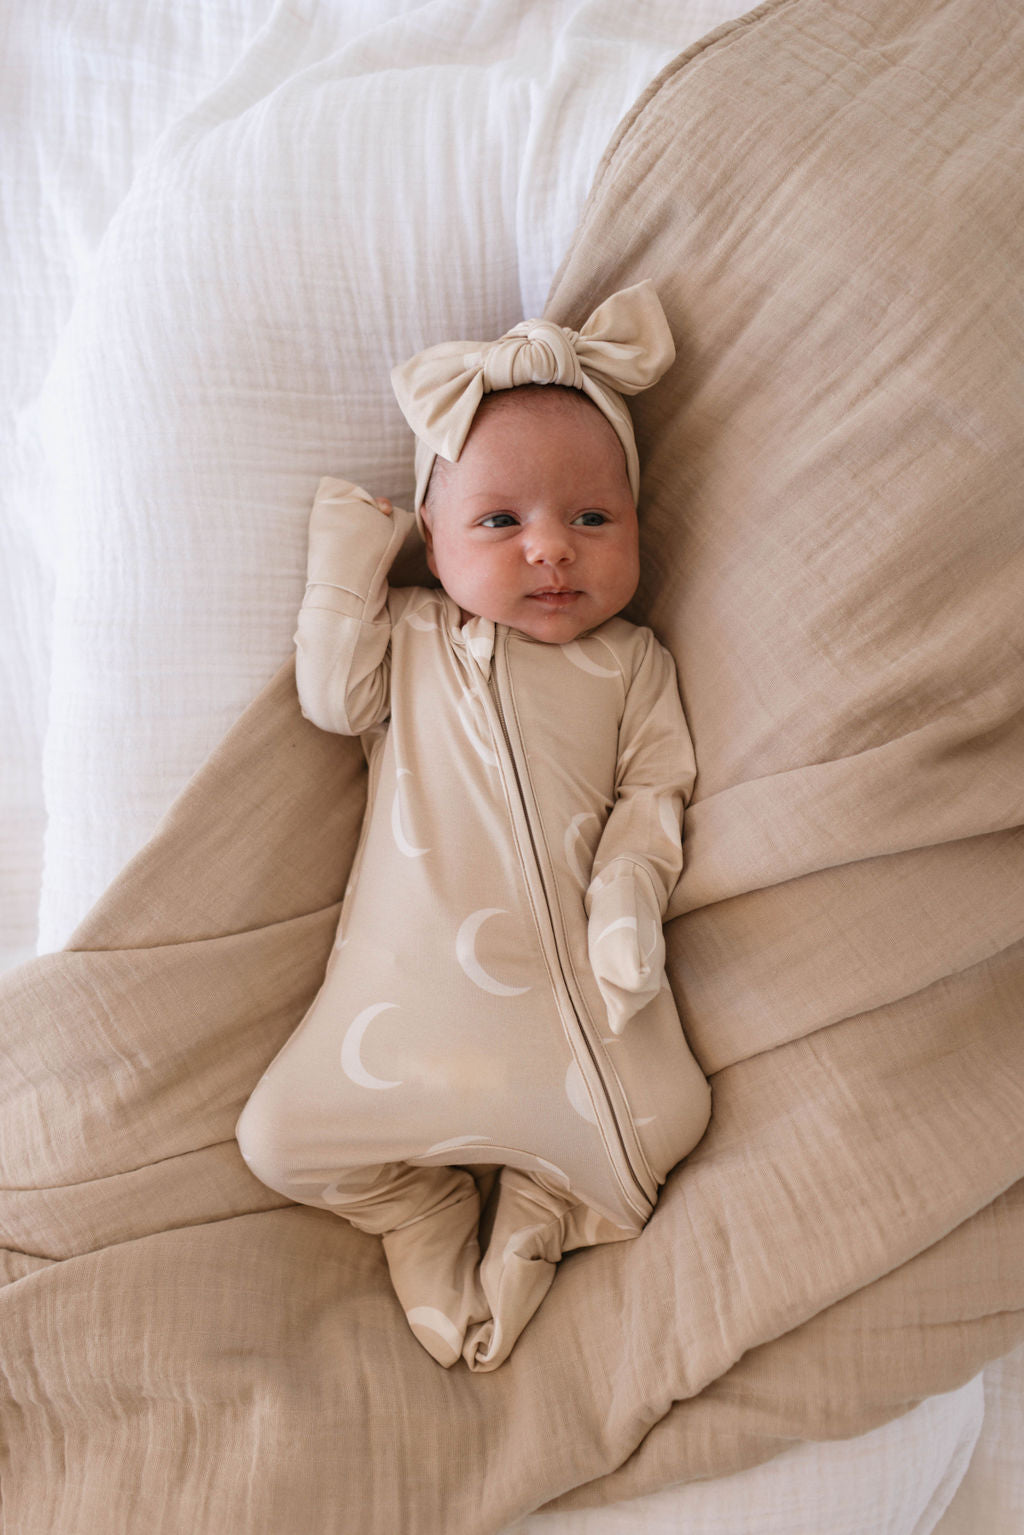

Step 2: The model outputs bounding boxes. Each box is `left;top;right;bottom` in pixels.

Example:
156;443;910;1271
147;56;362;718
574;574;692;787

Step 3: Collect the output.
3;0;1024;1530
1;0;277;971
6;0;715;964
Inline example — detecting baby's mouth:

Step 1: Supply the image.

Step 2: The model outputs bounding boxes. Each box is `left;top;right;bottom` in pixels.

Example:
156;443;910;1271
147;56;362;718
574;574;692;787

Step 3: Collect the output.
529;587;580;604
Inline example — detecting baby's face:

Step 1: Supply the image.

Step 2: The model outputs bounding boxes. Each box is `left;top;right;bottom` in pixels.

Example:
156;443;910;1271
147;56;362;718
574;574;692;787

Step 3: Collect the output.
420;391;639;644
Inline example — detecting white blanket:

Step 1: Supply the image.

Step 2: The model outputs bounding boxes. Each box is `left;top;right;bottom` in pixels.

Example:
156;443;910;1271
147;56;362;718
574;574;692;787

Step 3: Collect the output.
3;0;275;968
5;0;736;962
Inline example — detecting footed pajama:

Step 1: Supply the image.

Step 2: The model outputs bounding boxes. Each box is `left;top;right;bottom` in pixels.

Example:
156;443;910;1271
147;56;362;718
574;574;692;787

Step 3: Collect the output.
236;480;711;1370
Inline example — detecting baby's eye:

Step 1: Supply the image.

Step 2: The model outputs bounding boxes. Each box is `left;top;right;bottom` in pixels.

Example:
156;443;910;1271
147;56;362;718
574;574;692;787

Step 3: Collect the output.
479;513;519;529
573;510;608;527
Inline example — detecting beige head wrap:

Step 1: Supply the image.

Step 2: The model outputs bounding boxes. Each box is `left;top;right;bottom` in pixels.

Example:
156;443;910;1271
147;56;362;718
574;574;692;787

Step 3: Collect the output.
390;279;676;516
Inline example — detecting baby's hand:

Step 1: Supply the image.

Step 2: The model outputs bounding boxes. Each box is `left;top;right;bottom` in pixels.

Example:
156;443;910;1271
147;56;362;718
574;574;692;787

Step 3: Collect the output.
375;497;394;517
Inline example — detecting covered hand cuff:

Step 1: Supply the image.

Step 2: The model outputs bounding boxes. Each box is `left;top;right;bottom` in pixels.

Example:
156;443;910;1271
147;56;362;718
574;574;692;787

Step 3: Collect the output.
585;860;667;1035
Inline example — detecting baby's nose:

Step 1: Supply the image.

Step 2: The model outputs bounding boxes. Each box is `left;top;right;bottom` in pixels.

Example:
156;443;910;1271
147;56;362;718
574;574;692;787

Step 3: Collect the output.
525;522;574;564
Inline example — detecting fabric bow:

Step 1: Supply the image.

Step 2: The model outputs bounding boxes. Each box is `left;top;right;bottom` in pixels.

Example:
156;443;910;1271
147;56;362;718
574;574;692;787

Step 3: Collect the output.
390;280;676;511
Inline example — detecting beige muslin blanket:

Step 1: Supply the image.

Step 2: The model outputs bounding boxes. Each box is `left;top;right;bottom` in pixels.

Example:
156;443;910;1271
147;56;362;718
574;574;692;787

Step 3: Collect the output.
2;0;1023;1529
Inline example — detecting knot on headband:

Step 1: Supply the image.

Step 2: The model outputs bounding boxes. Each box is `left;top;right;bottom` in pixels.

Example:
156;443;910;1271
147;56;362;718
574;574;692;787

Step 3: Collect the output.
390;279;675;513
481;320;585;393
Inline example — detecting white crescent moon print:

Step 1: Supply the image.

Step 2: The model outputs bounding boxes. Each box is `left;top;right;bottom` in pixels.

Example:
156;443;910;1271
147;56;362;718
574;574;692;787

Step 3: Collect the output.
561;640;619;678
405;1306;462;1354
455;909;530;997
414;1135;495;1160
340;1002;403;1090
391;768;429;857
457;689;499;767
594;913;661;961
529;1156;571;1189
402;608;438;632
594;915;638;943
658;793;681;841
564;811;600;887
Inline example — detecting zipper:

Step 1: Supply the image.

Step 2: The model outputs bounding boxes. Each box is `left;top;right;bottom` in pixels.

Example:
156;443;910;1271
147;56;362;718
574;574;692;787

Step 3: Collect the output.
483;629;656;1221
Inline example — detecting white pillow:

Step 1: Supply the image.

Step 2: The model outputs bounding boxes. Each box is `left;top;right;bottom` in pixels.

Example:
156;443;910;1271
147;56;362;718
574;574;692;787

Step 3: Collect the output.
33;0;748;951
0;0;274;969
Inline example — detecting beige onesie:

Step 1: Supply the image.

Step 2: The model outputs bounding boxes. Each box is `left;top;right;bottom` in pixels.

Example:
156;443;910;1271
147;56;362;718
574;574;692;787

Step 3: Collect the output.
236;479;711;1370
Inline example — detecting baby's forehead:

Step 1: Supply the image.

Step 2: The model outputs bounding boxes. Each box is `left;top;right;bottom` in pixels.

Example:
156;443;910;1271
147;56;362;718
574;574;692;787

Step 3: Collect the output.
424;383;633;515
472;383;599;429
464;387;627;464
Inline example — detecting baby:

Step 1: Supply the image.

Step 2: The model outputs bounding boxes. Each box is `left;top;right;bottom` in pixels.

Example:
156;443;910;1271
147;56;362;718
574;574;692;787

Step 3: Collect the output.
236;281;711;1371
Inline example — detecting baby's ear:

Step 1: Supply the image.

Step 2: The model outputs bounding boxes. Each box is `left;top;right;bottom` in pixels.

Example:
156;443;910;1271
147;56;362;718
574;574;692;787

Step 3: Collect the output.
420;511;439;576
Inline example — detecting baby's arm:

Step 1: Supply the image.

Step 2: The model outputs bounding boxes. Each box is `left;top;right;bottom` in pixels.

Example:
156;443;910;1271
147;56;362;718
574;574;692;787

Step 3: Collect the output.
585;632;696;1034
294;478;416;735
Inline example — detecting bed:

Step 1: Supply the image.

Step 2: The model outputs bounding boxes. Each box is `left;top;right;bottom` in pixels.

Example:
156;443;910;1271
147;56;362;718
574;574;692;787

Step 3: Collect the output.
3;1;1023;1530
